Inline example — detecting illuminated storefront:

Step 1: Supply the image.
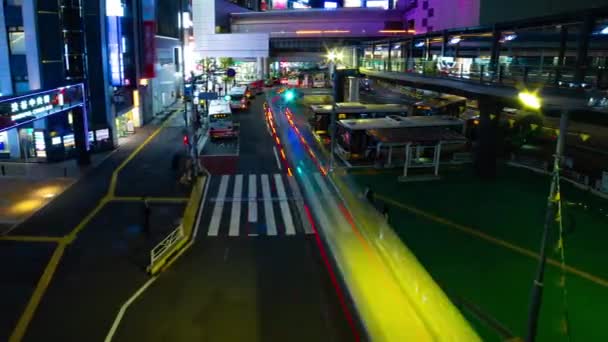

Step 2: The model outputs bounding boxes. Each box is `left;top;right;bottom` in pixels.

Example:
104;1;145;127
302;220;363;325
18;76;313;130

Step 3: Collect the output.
0;84;110;162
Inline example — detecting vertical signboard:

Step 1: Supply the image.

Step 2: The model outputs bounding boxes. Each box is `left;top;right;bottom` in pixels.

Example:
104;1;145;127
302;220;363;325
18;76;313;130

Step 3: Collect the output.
142;0;156;78
106;0;125;86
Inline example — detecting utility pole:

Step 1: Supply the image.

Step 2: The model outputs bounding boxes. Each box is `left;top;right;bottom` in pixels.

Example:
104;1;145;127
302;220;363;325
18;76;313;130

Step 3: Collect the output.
525;109;570;342
179;0;187;127
329;60;336;172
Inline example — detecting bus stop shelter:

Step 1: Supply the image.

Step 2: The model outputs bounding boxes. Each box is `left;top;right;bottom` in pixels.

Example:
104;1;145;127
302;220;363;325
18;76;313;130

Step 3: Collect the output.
368;127;466;181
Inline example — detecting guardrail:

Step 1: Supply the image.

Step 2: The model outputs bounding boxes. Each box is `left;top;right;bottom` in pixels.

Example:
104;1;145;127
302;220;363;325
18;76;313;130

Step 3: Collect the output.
149;225;184;267
147;175;206;275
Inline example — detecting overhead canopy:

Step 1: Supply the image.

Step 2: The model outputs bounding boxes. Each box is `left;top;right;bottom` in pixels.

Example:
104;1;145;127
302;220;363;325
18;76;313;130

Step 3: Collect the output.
368;127;466;145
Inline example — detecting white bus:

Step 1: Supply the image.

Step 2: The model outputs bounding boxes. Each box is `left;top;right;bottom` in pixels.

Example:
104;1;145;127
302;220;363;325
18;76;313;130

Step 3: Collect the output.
208;99;237;139
227;86;251;110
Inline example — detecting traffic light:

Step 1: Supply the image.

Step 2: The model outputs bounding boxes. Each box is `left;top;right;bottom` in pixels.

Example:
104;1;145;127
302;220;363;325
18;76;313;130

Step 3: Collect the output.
283;89;295;102
224;95;231;101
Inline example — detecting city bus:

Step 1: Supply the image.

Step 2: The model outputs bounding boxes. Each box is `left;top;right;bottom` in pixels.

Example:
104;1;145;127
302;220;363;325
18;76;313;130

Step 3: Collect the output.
309;102;411;143
227;86;251;110
208;99;237;139
413;94;466;117
335;115;466;162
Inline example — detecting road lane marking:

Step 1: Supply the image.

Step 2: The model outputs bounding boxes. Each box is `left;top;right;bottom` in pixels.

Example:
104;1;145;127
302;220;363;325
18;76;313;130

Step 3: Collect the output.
261;175;277;236
377;194;608;288
248;174;258;222
109;115;175;197
192;174;211;239
9;112;180;342
272;146;282;170
9;243;66;342
229;175;243;236
208;175;229;236
104;276;158;342
274;174;295;235
287;176;313;235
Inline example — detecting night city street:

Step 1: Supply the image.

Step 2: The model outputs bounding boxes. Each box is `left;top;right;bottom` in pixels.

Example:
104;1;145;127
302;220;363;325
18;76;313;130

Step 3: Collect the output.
2;1;608;342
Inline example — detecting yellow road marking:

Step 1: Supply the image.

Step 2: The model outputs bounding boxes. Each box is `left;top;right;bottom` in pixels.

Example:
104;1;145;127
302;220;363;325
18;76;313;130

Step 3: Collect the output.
64;197;109;244
378;194;608;288
9;113;179;342
108;116;176;197
9;242;66;342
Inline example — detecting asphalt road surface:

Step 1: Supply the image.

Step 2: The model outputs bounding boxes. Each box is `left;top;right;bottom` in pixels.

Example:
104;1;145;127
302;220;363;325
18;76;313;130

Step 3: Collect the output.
1;110;192;342
112;95;356;342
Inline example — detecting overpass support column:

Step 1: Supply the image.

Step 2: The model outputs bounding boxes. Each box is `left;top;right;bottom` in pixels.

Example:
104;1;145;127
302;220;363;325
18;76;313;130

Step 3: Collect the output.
474;97;503;179
555;25;568;85
387;42;393;72
489;27;501;78
257;57;264;80
574;14;595;85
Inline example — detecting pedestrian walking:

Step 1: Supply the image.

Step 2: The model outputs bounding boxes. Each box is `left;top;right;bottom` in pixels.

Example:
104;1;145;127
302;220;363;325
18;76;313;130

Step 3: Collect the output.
382;203;390;222
363;185;374;204
142;198;151;237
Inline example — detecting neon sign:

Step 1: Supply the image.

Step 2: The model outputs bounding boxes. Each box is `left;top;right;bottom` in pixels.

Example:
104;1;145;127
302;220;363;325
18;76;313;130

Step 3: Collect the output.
0;84;85;131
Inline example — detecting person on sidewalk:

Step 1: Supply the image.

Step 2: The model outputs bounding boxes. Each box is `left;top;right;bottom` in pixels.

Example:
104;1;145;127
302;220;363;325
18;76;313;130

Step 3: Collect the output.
382;203;390;222
363;185;374;204
142;198;151;238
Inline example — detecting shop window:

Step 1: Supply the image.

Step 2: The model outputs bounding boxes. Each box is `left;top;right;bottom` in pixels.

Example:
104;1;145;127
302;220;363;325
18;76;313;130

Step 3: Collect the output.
0;131;9;153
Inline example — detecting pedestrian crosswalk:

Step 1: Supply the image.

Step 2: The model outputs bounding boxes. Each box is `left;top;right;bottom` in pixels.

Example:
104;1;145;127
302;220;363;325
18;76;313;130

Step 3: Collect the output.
201;174;314;237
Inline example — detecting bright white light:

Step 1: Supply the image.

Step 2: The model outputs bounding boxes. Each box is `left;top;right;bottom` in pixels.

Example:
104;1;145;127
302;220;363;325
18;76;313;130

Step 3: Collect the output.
504;34;517;41
518;91;541;109
601;26;608;34
182;12;192;29
449;37;462;45
415;41;425;48
106;0;124;17
324;1;337;8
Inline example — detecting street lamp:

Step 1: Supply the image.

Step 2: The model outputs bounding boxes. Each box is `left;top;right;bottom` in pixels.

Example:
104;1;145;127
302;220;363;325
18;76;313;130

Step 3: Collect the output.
327;49;343;172
518;91;542;110
521;91;569;342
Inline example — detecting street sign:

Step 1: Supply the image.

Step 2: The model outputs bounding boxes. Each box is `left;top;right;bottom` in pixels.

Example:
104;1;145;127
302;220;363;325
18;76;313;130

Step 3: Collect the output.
198;92;218;101
226;68;236;78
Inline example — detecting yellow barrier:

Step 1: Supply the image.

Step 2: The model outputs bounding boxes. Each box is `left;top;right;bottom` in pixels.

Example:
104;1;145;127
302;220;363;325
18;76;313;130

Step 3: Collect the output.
148;176;206;275
328;171;480;341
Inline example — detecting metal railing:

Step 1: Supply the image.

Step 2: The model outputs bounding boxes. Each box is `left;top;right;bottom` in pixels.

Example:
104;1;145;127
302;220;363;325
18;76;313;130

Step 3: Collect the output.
360;58;608;89
149;225;185;270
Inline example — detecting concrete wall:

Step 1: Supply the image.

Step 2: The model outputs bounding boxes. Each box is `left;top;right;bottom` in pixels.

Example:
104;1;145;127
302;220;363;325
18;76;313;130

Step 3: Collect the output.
231;8;406;38
479;0;606;25
193;0;269;58
151;36;181;119
0;4;13;96
405;0;480;34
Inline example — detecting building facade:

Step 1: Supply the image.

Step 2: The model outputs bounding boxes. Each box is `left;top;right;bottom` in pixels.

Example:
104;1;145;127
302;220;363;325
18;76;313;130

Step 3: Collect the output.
0;0;185;163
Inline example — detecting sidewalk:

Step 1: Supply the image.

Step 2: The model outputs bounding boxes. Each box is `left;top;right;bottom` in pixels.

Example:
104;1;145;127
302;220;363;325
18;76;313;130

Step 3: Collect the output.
0;153;114;234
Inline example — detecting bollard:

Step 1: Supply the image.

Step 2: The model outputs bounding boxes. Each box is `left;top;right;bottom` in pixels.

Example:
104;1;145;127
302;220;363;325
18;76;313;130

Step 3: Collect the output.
1;164;5;176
